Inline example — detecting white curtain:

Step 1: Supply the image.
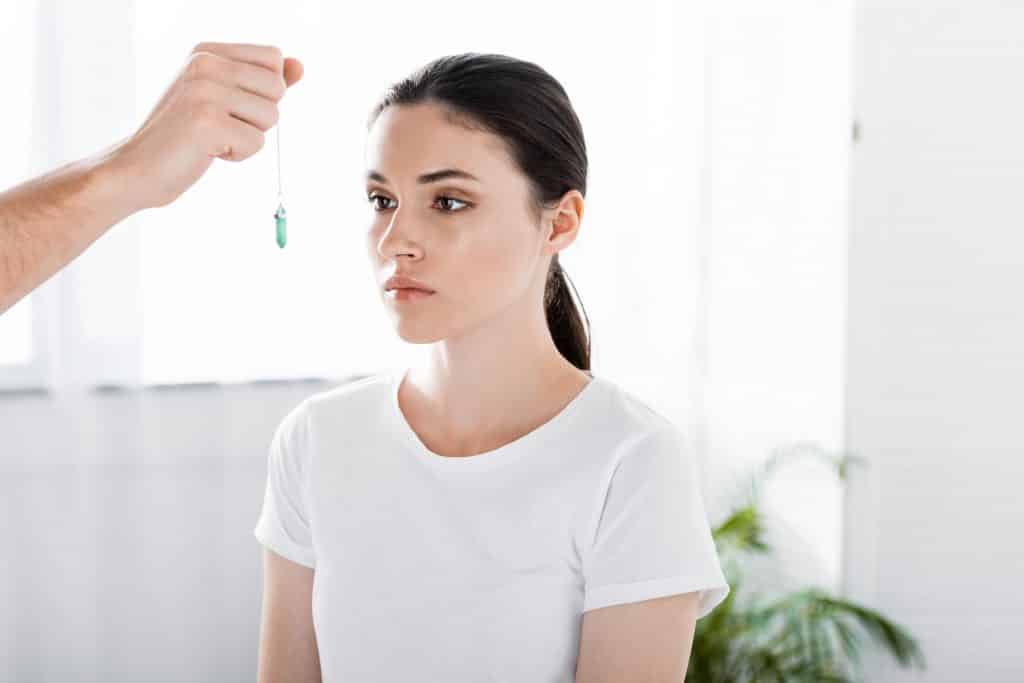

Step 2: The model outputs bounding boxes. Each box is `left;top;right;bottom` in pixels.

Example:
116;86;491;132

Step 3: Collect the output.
0;0;40;383
2;0;705;407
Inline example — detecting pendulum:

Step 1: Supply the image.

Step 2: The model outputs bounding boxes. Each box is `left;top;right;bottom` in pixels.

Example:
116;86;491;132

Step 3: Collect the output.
273;119;287;249
274;202;287;249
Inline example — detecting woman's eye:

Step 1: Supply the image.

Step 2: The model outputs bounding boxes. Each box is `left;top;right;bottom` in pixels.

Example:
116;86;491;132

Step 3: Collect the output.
367;194;394;211
365;194;470;214
364;193;387;209
434;196;470;213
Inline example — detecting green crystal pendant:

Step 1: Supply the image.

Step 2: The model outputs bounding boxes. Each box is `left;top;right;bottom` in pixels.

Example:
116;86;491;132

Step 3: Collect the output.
274;203;287;249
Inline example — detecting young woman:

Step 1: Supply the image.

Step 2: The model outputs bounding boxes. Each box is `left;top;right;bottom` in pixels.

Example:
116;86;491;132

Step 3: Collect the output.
253;52;729;682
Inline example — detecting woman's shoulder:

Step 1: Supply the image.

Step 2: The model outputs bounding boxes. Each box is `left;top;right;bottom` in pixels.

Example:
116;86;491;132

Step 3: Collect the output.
572;374;692;469
306;369;393;406
275;370;394;434
590;374;681;435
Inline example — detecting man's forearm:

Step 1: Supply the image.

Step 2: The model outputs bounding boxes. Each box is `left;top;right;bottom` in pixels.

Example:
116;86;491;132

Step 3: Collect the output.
0;142;138;315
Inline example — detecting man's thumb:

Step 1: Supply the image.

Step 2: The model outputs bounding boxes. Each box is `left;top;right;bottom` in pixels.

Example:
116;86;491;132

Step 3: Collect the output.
284;57;304;88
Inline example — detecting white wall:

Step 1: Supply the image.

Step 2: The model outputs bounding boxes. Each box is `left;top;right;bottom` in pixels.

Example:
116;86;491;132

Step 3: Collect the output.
844;2;1024;680
699;1;852;600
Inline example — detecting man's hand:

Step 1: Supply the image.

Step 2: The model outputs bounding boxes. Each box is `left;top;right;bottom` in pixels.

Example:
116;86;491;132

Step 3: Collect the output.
111;42;304;211
0;42;303;315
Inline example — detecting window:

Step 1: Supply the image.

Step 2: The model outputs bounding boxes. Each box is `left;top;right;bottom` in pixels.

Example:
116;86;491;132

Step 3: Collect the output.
0;0;42;389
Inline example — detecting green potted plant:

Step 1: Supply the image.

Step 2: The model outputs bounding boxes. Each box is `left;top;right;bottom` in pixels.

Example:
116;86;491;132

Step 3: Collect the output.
687;444;927;682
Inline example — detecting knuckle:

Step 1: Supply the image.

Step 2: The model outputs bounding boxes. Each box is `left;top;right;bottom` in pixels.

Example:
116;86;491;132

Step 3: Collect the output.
192;42;209;55
185;52;211;80
265;46;285;72
185;78;216;104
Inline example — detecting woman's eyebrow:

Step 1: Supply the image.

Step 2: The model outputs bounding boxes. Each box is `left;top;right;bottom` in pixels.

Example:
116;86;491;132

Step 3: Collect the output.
366;169;482;185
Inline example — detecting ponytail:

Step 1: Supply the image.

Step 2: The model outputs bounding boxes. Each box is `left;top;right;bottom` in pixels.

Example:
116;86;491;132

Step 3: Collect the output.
544;255;591;371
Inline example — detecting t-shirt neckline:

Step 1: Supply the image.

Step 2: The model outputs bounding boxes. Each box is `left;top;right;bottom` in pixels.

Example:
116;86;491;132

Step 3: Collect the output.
387;366;605;470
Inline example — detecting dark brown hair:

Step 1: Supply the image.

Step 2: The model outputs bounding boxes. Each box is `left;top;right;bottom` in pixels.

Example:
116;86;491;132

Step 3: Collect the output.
366;53;592;371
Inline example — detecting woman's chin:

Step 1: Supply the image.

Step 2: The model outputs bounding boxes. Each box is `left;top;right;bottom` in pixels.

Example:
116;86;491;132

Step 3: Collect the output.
392;322;446;345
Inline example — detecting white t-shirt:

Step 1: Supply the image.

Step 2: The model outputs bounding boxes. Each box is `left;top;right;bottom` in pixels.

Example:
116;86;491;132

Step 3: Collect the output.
254;367;729;682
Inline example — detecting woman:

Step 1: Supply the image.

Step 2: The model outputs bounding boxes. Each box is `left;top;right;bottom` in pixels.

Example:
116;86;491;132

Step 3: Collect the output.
253;52;729;682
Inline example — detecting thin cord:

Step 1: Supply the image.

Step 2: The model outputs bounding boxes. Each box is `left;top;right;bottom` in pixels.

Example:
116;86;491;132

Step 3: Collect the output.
276;120;283;202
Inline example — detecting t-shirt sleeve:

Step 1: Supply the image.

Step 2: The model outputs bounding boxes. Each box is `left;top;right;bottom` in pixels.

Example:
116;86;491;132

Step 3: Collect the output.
581;426;729;619
253;400;317;569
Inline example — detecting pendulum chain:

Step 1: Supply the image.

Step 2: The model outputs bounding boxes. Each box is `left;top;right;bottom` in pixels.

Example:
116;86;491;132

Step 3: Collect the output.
273;119;287;248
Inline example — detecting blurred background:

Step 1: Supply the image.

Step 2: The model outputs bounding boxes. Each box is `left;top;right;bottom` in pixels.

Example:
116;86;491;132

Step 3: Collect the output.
1;0;1019;681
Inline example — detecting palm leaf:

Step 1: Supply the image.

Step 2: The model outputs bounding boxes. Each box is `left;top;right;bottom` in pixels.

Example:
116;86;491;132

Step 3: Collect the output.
686;443;926;682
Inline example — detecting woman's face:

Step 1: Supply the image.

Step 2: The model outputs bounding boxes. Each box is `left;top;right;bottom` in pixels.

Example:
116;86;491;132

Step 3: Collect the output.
364;102;557;344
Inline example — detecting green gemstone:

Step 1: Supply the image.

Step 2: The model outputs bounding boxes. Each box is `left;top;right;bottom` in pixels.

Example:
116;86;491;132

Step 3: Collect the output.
274;205;287;249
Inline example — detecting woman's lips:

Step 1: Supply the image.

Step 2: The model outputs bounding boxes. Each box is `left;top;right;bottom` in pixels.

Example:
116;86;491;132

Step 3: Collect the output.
386;288;435;301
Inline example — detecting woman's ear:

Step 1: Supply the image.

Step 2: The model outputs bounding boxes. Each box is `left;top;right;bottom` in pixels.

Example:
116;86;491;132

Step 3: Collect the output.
548;190;584;248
